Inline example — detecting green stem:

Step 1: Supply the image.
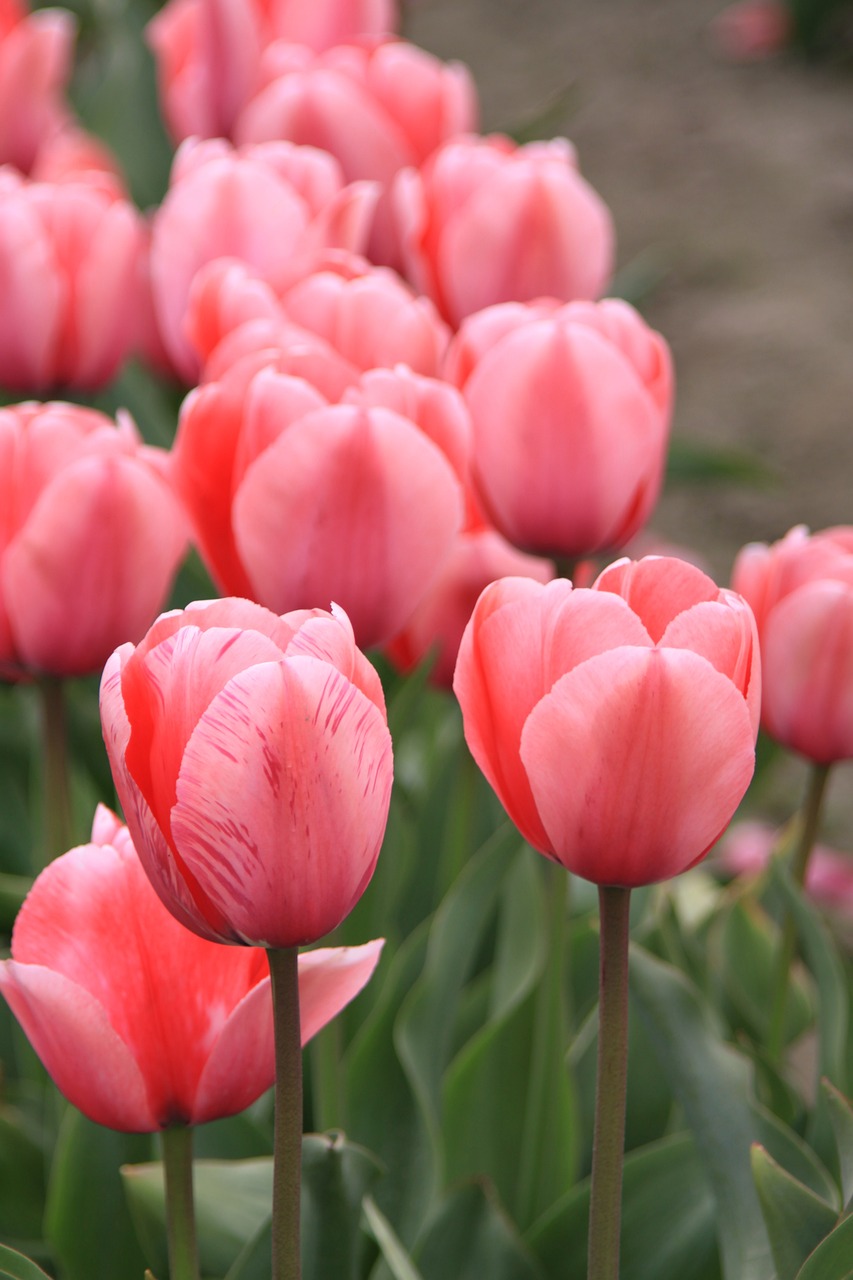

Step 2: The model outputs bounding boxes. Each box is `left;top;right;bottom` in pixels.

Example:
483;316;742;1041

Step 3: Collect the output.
516;861;569;1229
587;885;632;1280
37;677;73;867
766;762;832;1061
269;947;303;1280
160;1126;200;1280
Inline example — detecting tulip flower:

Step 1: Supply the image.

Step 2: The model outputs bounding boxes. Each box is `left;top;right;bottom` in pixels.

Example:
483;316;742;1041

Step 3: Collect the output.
148;138;378;381
99;598;393;948
236;38;478;264
0;169;144;391
448;298;673;559
171;362;466;648
732;525;853;764
0;806;384;1133
148;0;397;142
393;134;614;327
454;555;760;886
0;402;187;680
0;0;75;173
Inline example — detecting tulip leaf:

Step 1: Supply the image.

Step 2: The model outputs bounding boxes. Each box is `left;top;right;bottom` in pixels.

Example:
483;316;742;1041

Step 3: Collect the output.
717;894;812;1043
301;1132;383;1280
629;944;774;1280
0;1245;52;1280
822;1079;853;1209
415;1181;543;1280
526;1131;719;1280
794;1211;853;1279
362;1195;424;1280
752;1102;839;1207
666;436;776;487
45;1109;152;1280
751;1144;839;1280
0;1104;46;1243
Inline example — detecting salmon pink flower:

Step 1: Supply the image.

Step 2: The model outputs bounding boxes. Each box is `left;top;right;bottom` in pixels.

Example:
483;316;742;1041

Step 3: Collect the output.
100;599;394;947
0;806;383;1131
732;525;853;763
0;0;75;173
454;556;760;886
0;402;187;679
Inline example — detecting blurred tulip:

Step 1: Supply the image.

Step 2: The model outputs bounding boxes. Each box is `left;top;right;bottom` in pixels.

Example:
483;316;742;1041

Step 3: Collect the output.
148;0;397;141
0;402;187;679
393;134;614;326
0;0;74;173
100;598;394;947
0;169;144;391
710;1;790;61
148;139;377;381
236;38;477;264
0;806;383;1131
732;525;853;763
454;556;760;886
171;361;466;647
449;298;672;558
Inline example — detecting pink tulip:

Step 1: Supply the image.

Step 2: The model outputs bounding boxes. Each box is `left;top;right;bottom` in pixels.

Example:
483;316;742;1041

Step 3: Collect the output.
386;524;554;688
710;1;790;61
236;38;478;264
0;806;383;1131
148;0;397;142
148;139;377;382
450;298;673;558
454;556;760;886
0;169;144;391
732;525;853;763
0;0;74;173
100;598;394;947
0;402;187;679
171;361;465;647
393;134;615;327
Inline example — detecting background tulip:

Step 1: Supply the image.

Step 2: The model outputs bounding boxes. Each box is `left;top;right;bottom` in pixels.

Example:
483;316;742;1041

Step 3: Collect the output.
100;598;394;947
0;0;75;173
393;134;614;327
454;556;760;886
0;402;187;679
0;806;384;1132
732;525;853;764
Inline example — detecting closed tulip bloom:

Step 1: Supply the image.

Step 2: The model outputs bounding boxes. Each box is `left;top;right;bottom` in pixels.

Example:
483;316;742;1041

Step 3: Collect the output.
100;598;394;947
148;139;377;381
171;362;465;647
454;298;673;558
393;135;614;327
0;403;187;679
0;0;74;173
0;169;144;391
0;806;384;1132
732;525;853;763
454;556;760;886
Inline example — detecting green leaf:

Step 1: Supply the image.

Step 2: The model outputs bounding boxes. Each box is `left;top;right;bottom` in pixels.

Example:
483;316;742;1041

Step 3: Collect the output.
629;944;774;1280
416;1181;543;1280
751;1144;839;1280
666;436;777;487
822;1079;853;1209
795;1211;853;1279
716;895;812;1043
0;1244;52;1280
45;1109;152;1280
526;1132;719;1280
752;1102;839;1207
301;1133;383;1280
362;1196;424;1280
0;1105;46;1242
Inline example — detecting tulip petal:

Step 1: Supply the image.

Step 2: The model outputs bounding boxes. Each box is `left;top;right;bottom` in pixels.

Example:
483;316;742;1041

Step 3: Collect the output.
520;646;755;885
171;656;392;946
295;938;384;1044
594;556;720;642
660;595;761;733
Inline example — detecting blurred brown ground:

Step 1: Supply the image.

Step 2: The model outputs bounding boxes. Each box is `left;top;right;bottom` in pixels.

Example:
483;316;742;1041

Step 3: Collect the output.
407;0;853;831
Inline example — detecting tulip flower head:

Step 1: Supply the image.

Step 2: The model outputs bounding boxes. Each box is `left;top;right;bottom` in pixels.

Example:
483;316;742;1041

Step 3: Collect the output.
732;525;853;764
0;807;384;1132
100;598;394;947
454;556;760;886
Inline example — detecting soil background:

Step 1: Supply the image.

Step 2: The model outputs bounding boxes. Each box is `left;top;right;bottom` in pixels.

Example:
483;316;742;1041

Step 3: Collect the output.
407;0;853;834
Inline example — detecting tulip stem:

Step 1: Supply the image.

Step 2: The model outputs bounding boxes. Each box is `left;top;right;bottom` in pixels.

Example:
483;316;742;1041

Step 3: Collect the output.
161;1126;200;1280
766;762;832;1062
588;885;632;1280
517;860;569;1228
37;677;73;867
269;947;303;1280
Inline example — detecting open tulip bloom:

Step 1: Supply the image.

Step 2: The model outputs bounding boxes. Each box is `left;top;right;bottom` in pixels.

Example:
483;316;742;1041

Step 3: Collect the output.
454;555;760;1279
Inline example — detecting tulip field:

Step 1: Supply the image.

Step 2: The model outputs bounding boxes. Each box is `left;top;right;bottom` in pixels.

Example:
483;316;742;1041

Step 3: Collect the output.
1;1;853;1278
